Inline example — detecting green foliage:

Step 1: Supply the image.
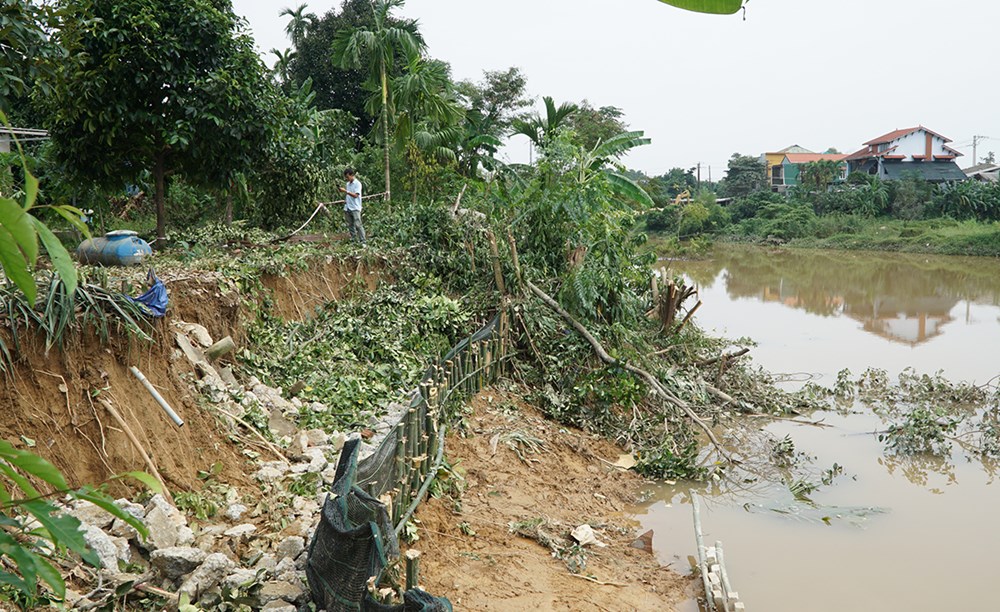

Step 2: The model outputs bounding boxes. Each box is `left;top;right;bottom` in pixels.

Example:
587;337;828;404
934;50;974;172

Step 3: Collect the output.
0;278;153;377
880;406;960;456
737;202;817;240
0;114;84;305
455;67;532;176
564;101;627;151
798;160;843;192
656;0;745;14
242;285;473;429
728;190;784;222
930;180;1000;221
633;438;706;480
0;0;65;111
0;441;154;605
43;0;282;240
511;130;651;324
719;153;767;198
333;0;426;194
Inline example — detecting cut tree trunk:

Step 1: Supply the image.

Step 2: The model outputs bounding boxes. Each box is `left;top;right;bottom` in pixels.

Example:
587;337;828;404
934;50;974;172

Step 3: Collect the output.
153;152;166;244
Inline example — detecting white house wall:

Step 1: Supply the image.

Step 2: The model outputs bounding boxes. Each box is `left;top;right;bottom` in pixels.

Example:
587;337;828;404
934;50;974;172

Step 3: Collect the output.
890;132;952;161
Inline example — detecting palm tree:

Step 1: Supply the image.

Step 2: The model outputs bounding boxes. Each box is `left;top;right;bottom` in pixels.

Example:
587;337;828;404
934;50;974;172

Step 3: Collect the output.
280;4;317;49
333;0;425;199
270;48;297;83
390;58;464;200
511;96;579;147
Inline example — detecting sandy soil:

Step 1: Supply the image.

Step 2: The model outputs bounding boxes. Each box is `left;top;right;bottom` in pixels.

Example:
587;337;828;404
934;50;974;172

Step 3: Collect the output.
409;390;698;611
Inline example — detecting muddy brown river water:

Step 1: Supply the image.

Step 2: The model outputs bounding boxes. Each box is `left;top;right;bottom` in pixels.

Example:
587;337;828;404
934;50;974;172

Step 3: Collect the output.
635;245;1000;612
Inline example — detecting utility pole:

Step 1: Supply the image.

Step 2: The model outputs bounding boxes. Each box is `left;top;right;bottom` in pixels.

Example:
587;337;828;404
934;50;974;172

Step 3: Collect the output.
708;165;712;184
697;162;701;188
973;135;988;166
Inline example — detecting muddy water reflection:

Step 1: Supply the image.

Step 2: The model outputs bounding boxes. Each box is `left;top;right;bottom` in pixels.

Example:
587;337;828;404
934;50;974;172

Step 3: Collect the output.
636;246;1000;612
672;245;1000;385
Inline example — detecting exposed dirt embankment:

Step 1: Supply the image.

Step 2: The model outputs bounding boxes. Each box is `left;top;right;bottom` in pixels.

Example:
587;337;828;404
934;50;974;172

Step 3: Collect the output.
260;256;386;321
0;255;386;495
412;391;696;611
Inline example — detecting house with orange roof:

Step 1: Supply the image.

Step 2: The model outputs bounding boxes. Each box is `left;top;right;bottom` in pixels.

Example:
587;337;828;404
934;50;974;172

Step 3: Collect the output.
780;152;848;188
845;126;966;182
760;144;812;189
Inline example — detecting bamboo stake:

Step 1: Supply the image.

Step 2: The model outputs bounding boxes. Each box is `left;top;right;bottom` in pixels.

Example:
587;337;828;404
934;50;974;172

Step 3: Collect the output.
691;491;715;612
97;398;173;505
396;421;408;514
405;549;421;590
486;228;506;295
505;229;524;290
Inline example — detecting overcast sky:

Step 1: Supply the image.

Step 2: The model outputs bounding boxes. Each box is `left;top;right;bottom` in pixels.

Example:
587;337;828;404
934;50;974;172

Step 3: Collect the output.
231;0;1000;176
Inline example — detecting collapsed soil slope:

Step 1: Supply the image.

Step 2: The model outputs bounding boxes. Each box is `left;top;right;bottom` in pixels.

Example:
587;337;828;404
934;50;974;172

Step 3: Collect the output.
412;391;697;611
0;255;384;494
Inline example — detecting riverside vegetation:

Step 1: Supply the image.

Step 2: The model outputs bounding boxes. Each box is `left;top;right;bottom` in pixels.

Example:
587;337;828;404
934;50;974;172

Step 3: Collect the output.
4;0;994;607
641;156;1000;257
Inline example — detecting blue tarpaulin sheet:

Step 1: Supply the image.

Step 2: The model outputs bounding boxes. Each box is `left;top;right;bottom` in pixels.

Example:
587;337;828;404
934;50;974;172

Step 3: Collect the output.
130;270;168;317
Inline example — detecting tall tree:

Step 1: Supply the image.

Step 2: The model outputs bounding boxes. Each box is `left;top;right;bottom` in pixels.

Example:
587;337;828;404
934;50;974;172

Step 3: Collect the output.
565;101;627;151
44;0;279;242
333;0;425;198
455;67;532;176
271;47;298;82
280;3;318;48
719;153;767;198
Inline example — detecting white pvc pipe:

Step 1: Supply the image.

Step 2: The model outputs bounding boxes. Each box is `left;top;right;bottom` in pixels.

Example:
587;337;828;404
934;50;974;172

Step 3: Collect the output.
129;366;184;427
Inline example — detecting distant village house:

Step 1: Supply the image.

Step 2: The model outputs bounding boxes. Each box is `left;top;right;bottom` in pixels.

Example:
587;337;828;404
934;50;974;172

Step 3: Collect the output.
844;126;966;182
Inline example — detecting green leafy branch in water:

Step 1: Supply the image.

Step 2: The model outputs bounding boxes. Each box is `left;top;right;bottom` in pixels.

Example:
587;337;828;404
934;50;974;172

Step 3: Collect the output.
0;440;159;607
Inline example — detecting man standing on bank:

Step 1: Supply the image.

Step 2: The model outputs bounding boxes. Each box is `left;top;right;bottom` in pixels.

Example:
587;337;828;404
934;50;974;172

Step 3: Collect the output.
339;168;366;245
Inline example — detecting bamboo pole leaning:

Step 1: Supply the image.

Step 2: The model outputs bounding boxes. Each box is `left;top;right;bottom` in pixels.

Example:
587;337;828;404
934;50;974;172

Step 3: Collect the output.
524;279;733;463
97;398;173;505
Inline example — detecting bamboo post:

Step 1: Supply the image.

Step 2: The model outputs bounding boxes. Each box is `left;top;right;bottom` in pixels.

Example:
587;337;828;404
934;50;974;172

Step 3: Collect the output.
505;229;524;290
691;491;715;612
404;549;421;590
98;398;173;505
397;421;409;514
408;406;420;494
486;228;506;295
716;540;740;611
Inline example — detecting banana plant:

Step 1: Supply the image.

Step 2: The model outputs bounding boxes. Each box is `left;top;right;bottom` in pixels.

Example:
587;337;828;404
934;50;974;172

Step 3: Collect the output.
578;131;655;208
657;0;744;14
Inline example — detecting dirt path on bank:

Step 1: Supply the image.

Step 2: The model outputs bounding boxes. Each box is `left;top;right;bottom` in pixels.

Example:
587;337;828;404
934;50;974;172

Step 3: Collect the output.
410;391;697;611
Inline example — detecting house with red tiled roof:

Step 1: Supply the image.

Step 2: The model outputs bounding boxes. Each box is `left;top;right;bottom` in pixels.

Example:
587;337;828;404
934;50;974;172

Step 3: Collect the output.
845;126;966;182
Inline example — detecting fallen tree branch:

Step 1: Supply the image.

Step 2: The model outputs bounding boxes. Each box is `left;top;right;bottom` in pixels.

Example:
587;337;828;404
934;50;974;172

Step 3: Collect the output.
569;573;627;587
694;348;750;368
524;280;733;462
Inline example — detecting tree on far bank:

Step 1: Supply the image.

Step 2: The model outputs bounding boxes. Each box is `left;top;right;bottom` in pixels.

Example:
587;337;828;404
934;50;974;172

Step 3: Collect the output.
43;0;279;242
333;0;425;199
719;153;767;198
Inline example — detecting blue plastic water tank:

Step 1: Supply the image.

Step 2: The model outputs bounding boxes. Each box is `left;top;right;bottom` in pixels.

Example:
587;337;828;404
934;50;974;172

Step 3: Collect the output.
76;230;153;266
